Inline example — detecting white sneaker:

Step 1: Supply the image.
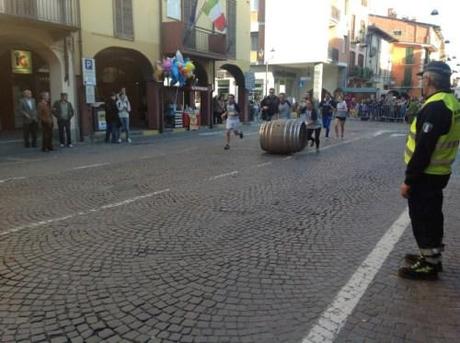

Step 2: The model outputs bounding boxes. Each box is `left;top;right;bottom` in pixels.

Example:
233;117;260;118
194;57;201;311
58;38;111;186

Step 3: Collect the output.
127;138;132;143
68;144;73;148
118;138;122;143
60;144;65;148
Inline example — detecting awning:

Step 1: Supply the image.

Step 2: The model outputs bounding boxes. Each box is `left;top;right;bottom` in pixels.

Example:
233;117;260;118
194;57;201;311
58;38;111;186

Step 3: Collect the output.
342;87;379;93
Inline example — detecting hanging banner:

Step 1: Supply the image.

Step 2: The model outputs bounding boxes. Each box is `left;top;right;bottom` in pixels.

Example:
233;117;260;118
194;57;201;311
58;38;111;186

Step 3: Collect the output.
11;50;33;74
82;58;96;85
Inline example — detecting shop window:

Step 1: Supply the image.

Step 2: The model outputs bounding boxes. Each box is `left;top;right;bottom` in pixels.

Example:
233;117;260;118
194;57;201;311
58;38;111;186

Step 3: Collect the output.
114;0;134;40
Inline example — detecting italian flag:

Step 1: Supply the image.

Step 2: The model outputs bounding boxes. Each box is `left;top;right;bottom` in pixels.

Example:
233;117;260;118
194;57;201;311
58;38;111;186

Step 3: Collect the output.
202;0;226;31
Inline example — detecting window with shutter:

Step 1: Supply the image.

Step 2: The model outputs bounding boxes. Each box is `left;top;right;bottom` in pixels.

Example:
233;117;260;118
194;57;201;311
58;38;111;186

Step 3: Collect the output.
114;0;134;40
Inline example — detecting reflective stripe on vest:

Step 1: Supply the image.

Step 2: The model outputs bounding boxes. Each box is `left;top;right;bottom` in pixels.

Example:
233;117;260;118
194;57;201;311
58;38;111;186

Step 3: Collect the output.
404;92;460;175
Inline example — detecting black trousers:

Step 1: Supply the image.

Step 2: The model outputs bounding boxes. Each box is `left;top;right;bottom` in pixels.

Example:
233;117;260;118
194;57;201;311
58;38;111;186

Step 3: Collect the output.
41;122;54;151
58;120;71;145
306;128;321;149
408;181;447;249
23;121;38;147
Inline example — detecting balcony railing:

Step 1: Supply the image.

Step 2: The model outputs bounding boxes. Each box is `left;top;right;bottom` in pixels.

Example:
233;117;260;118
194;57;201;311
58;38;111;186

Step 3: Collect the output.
0;0;80;28
349;66;374;80
162;21;227;59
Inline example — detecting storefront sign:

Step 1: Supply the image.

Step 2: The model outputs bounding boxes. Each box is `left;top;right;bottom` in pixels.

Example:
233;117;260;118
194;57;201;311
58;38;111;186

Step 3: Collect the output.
85;85;95;104
190;86;209;92
96;109;107;131
82;58;96;85
11;50;32;74
244;71;256;91
313;63;323;101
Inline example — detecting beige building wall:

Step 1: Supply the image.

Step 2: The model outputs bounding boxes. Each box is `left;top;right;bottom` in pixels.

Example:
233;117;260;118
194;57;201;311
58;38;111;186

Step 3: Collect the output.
79;0;160;68
216;0;251;72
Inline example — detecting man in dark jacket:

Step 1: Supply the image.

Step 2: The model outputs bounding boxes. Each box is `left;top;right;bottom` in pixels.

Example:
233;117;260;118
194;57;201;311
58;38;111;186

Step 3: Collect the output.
260;88;279;121
18;89;38;148
105;92;120;143
52;92;75;148
399;61;460;280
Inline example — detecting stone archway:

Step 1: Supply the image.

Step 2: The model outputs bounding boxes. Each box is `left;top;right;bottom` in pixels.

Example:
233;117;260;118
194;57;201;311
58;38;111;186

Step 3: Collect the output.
0;34;63;132
219;64;248;122
94;47;154;128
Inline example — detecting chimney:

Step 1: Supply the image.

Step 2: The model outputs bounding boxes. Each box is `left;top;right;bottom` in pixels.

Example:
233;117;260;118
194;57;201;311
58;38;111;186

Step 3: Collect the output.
388;8;397;18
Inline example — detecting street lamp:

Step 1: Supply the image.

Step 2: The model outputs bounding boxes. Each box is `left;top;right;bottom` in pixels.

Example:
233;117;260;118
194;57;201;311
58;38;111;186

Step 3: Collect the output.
431;9;439;16
265;48;275;96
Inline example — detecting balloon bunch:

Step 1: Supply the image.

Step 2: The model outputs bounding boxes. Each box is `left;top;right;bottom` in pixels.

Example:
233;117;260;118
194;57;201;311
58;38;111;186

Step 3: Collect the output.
161;50;196;87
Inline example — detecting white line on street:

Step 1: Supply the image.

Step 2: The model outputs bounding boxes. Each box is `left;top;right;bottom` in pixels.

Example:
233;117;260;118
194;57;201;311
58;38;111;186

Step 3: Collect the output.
0;189;170;237
284;156;293;160
302;208;410;343
199;131;223;136
256;162;272;168
390;133;407;137
0;176;26;184
72;163;110;170
0;139;23;144
209;171;239;181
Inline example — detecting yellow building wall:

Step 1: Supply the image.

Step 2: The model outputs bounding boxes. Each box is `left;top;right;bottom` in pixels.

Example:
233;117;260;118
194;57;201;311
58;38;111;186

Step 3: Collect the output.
80;0;160;69
80;0;249;76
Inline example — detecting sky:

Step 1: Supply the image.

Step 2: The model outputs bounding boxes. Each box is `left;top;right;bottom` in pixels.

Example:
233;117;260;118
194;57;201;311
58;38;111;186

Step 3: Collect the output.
370;0;459;72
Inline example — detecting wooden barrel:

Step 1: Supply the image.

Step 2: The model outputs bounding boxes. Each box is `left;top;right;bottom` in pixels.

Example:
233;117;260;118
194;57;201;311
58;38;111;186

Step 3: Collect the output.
259;119;307;154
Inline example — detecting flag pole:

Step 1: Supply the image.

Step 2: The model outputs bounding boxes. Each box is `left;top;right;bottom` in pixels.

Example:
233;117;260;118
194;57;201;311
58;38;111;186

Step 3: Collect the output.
183;0;205;44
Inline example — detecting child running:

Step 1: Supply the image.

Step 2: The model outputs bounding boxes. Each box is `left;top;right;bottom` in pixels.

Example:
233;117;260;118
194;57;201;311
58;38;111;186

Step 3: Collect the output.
222;94;243;150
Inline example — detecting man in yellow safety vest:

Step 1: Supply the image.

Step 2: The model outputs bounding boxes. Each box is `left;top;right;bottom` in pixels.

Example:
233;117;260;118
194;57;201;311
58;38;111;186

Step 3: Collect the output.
399;61;460;280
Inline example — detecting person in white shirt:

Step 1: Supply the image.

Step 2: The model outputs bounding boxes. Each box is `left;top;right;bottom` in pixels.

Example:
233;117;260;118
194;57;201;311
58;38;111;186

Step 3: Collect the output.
335;96;348;139
221;94;243;150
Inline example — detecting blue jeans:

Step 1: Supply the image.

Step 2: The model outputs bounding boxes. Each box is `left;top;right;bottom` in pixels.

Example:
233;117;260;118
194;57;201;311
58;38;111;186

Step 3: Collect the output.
120;117;129;140
322;115;332;137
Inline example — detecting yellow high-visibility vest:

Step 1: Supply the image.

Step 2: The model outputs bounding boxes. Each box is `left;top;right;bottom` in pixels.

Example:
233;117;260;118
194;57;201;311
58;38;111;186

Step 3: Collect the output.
405;92;460;175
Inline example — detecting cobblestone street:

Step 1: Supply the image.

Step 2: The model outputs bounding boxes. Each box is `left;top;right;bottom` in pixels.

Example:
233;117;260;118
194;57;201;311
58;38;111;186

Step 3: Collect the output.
0;121;459;342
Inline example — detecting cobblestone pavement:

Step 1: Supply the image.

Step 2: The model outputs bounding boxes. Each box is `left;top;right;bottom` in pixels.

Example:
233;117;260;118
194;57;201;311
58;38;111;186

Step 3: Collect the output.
0;121;459;342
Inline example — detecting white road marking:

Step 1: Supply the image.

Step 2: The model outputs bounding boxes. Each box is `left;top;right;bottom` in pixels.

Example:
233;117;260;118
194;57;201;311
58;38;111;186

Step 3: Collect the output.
302;208;410;343
0;189;170;237
199;132;223;136
72;163;110;170
0;176;26;184
256;162;273;168
209;171;239;181
372;130;395;137
284;156;293;160
0;139;23;144
390;133;407;138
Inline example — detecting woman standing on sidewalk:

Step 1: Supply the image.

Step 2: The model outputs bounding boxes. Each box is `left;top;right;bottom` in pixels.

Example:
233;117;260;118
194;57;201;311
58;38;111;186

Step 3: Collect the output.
116;88;132;143
304;99;321;152
335;95;348;139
